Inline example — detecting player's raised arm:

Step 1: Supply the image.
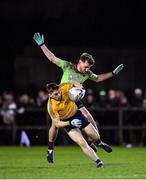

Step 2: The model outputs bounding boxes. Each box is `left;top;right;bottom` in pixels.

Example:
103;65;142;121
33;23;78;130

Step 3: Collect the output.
91;64;124;82
33;32;61;66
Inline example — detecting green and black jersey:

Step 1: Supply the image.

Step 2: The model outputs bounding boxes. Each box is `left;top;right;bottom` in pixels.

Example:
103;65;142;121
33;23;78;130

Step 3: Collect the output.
57;60;97;84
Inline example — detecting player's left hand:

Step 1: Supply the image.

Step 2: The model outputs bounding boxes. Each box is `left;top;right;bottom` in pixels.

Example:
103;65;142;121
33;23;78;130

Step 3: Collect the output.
112;64;124;75
33;32;44;46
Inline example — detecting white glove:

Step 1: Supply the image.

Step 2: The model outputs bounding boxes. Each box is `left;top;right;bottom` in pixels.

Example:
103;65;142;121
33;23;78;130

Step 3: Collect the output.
70;119;82;128
112;64;124;75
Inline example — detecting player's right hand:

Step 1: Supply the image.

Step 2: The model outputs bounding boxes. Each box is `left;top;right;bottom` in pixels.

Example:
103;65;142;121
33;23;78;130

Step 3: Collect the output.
112;64;124;75
70;119;82;128
33;32;44;46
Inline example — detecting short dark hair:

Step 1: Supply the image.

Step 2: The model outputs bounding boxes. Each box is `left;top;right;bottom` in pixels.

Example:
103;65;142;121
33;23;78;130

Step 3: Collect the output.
80;52;95;65
46;83;59;94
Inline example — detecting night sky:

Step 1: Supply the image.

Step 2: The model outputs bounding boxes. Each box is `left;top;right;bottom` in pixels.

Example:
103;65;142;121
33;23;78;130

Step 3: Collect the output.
0;0;146;90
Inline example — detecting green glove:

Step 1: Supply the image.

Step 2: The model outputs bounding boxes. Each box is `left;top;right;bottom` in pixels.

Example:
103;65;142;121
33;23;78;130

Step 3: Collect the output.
112;64;124;75
33;32;44;46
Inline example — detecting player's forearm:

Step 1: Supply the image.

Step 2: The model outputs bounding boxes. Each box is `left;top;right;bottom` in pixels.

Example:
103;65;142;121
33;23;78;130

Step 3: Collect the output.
96;72;113;82
55;120;69;128
40;44;56;62
33;32;61;65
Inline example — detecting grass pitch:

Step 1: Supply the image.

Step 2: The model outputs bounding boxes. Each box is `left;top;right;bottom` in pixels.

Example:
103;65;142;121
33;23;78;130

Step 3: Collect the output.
0;146;146;179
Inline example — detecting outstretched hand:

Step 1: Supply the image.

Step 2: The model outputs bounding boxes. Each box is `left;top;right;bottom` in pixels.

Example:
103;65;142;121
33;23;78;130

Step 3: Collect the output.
112;64;124;75
33;32;44;46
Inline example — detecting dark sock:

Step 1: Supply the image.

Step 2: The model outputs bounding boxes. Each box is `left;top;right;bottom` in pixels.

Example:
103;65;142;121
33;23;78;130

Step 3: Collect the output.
48;141;54;150
96;159;102;166
96;139;102;146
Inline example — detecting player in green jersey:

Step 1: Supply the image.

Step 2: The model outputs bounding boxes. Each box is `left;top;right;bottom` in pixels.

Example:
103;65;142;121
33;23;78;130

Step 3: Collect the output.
33;32;124;163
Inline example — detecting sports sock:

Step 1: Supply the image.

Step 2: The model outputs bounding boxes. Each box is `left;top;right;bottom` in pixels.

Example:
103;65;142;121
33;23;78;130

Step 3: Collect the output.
95;139;102;146
95;159;103;166
48;141;54;151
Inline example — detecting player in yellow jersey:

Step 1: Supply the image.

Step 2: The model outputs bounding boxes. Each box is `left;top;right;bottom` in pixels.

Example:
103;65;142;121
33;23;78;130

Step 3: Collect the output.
47;82;104;168
47;83;78;121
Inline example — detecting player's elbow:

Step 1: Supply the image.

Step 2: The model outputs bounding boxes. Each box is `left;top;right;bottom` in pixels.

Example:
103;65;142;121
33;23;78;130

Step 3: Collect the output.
54;121;60;128
49;56;55;63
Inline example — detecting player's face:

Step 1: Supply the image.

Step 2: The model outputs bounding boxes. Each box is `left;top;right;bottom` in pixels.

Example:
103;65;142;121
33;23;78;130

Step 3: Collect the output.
50;90;62;101
77;60;92;73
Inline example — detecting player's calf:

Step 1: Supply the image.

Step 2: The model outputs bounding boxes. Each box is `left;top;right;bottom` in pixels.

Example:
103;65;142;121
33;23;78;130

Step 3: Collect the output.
90;143;97;152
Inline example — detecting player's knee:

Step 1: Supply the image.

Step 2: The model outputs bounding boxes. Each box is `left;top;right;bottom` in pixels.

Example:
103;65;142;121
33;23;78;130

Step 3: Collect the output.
89;132;100;141
77;139;88;148
96;133;100;140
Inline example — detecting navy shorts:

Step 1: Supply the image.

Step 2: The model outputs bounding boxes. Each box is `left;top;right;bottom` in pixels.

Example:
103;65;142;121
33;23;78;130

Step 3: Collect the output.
64;110;90;132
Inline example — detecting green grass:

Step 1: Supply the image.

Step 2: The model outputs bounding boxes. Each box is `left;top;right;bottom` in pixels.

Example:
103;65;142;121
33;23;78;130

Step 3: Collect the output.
0;146;146;179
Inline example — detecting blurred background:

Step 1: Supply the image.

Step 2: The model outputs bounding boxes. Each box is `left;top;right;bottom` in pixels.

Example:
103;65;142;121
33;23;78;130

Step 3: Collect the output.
0;0;146;147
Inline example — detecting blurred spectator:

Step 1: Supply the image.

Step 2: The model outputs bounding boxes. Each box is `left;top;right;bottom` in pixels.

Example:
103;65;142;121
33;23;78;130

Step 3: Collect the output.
0;92;17;144
0;88;146;146
36;90;48;107
0;88;145;108
143;99;146;108
0;96;3;108
98;90;107;107
0;92;17;125
142;90;146;108
86;89;93;96
16;93;36;127
83;89;99;128
125;88;143;146
132;88;143;107
84;89;97;110
108;89;119;107
116;90;129;107
17;94;36;113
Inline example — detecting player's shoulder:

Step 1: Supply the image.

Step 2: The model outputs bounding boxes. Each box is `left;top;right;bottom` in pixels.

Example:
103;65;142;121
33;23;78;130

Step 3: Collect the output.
60;59;73;68
48;98;58;111
88;69;94;73
48;97;57;106
59;83;73;93
60;83;73;89
86;70;94;76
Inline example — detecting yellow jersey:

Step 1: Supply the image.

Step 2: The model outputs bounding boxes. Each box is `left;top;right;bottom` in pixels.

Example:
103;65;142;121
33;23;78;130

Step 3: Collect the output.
47;83;78;120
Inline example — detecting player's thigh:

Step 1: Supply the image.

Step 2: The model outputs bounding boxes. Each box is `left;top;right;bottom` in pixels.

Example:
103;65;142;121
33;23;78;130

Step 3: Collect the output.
67;128;88;147
82;123;100;140
80;107;98;129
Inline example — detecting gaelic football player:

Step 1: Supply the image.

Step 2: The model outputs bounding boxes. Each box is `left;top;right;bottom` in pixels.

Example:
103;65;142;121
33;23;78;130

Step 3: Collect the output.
47;82;105;168
33;32;124;163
